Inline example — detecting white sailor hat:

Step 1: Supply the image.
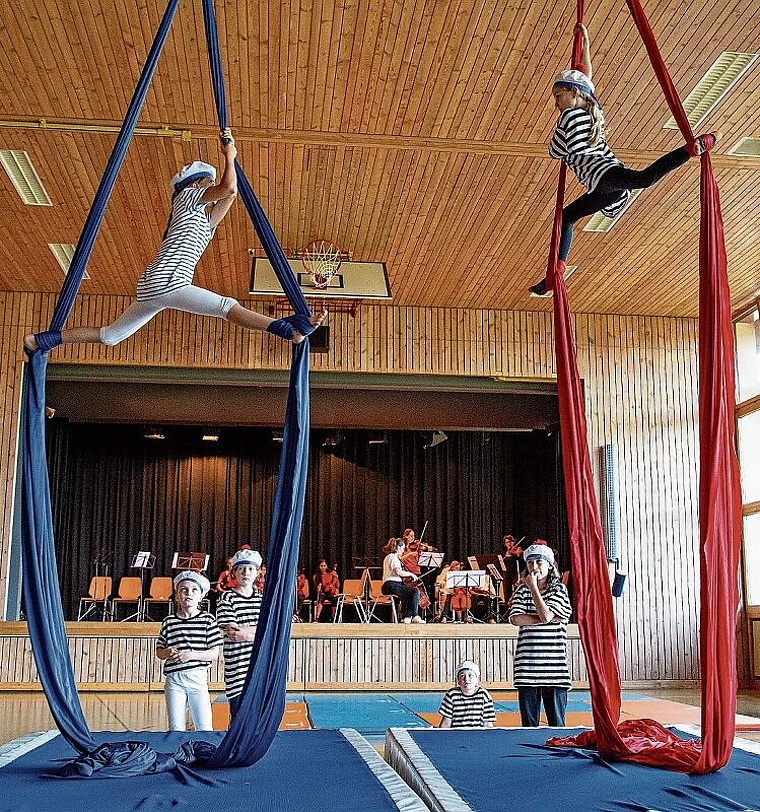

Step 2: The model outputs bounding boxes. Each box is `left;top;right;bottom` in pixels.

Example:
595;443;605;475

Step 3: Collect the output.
456;660;480;679
230;548;263;570
553;69;600;106
170;160;216;191
523;543;555;566
173;570;211;595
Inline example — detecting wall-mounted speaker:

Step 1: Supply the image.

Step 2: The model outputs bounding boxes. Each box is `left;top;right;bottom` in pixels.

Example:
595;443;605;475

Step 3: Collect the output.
600;443;618;563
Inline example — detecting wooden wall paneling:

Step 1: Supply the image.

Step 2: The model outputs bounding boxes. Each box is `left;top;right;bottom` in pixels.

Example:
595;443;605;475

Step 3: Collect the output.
0;292;711;683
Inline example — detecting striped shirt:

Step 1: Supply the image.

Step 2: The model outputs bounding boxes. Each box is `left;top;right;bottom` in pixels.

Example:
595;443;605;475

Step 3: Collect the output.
136;187;216;300
549;107;630;217
216;589;262;699
438;687;496;728
156;612;222;675
510;580;572;689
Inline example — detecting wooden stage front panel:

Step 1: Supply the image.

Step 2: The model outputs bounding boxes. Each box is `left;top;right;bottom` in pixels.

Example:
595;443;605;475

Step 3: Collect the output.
0;621;587;691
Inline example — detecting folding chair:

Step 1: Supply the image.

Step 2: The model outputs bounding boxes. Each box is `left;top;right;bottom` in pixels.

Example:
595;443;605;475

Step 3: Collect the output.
143;576;174;620
334;578;368;623
77;576;112;621
110;576;143;621
365;578;399;623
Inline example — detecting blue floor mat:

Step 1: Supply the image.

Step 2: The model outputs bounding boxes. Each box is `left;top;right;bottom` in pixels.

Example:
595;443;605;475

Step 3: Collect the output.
306;694;429;735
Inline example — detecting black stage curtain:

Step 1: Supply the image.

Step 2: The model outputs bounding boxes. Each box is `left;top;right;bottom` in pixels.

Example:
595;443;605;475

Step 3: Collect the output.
44;422;568;619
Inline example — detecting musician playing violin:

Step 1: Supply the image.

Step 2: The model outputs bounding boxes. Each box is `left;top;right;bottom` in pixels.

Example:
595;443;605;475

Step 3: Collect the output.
381;538;426;624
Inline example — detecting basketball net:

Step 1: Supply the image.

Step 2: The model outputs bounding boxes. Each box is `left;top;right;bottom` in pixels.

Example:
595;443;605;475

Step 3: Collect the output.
301;239;342;289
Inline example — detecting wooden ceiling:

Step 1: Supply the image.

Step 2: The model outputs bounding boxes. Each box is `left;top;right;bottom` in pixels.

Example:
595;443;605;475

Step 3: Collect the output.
1;0;759;319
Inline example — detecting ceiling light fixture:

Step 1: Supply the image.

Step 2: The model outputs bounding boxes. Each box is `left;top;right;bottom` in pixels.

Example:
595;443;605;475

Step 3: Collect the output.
0;149;52;205
663;52;758;130
48;243;90;279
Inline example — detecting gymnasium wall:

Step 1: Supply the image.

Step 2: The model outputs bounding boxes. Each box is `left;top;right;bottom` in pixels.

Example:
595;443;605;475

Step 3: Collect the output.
0;290;728;682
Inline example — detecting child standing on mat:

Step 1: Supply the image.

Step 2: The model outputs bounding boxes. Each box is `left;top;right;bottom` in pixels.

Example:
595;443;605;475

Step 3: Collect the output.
438;660;495;728
509;543;572;726
530;23;720;296
216;548;263;720
25;128;325;352
155;570;221;732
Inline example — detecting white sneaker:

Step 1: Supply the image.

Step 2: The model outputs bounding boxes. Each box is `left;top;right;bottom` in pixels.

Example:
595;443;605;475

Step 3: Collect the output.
411;616;426;624
403;617;412;624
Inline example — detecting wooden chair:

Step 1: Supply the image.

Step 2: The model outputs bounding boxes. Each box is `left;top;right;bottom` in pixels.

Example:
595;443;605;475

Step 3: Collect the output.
334;578;368;623
365;578;399;623
143;576;174;620
110;576;143;621
77;576;112;621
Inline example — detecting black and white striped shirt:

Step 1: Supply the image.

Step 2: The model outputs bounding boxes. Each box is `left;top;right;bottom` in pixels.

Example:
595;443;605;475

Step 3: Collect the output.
438;686;496;727
549;107;629;217
136;187;216;300
216;589;262;699
510;580;572;689
156;612;222;675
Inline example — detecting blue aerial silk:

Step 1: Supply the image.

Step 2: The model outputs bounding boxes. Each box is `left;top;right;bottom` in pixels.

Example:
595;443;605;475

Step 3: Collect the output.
21;0;312;771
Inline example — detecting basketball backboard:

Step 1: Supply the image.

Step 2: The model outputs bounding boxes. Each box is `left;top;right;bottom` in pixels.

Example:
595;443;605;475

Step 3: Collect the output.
250;256;392;301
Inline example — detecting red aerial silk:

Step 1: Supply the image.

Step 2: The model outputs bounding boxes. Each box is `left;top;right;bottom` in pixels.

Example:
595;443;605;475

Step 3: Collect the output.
545;0;742;774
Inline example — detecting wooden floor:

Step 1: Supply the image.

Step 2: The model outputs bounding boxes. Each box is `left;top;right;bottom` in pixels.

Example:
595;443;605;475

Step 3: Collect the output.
2;689;759;749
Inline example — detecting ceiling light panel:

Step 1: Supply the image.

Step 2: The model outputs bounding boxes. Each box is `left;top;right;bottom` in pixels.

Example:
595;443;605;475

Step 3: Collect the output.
728;136;760;158
48;243;90;279
663;52;758;130
0;149;52;205
582;190;643;233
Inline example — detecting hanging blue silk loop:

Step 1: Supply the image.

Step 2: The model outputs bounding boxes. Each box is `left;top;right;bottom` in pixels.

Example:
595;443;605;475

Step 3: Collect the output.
21;0;312;774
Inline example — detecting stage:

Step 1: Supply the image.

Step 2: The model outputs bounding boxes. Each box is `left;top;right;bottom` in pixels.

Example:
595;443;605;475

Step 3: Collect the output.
0;621;587;691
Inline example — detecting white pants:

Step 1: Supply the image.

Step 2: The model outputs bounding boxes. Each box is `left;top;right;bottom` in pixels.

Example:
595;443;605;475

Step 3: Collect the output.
100;285;237;346
164;667;214;731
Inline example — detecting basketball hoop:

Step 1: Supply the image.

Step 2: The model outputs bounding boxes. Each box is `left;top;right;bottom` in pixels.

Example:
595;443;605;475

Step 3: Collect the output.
301;239;342;289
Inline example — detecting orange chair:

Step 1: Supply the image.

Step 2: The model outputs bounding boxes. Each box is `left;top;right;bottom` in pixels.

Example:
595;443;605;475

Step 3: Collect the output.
365;578;399;623
77;576;112;621
143;576;174;620
334;578;368;623
110;576;143;621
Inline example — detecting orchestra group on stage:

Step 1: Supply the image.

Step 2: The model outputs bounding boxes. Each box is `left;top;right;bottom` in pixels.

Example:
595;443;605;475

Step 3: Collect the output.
287;528;553;624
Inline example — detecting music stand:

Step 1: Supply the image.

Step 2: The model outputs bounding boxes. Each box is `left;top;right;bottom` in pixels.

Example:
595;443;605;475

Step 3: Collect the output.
171;552;209;572
470;555;505;622
123;551;155;622
418;551;443;569
447;570;486;624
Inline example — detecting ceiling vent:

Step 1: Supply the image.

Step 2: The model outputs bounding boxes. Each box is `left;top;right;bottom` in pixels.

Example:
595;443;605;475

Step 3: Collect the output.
0;149;53;205
728;137;760;158
663;52;758;130
48;243;90;279
582;190;643;233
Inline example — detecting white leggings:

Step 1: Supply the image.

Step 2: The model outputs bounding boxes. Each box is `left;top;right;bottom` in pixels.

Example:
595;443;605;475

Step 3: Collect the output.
100;285;238;346
164;667;214;731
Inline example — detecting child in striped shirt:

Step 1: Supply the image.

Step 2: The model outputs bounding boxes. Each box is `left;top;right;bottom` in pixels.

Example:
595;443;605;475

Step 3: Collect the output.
25;128;325;353
438;660;495;728
216;548;263;720
509;543;572;726
530;23;720;296
156;570;221;732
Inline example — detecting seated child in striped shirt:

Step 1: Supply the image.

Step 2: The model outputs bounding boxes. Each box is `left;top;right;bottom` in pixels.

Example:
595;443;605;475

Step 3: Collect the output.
155;570;221;732
438;660;495;728
530;23;720;297
25;127;325;354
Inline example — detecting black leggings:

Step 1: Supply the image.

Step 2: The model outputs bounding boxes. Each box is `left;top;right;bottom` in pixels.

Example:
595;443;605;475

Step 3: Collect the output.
559;146;690;260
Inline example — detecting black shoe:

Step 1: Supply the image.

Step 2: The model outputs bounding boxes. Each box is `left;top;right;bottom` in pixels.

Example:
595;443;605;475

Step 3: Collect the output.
529;278;550;297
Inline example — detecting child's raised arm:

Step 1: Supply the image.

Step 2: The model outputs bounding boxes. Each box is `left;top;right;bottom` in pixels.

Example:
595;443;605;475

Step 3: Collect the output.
574;23;592;79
